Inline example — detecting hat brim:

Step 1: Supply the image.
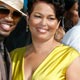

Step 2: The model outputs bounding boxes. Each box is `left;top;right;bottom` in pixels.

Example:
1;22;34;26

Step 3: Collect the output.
1;1;27;16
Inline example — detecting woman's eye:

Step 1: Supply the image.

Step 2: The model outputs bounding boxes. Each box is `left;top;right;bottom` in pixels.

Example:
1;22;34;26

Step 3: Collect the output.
48;17;56;20
34;15;41;18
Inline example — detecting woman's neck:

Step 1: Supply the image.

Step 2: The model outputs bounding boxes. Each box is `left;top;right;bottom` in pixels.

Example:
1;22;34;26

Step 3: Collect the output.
31;38;61;54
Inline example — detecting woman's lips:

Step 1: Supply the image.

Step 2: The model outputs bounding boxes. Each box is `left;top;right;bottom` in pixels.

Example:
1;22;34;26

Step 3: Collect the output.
36;27;48;33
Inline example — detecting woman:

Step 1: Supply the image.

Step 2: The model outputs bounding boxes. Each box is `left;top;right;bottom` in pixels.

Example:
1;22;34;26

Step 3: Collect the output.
10;0;80;80
62;0;80;53
64;0;79;32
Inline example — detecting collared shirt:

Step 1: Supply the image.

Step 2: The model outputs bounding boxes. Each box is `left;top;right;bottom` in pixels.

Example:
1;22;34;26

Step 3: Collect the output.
62;19;80;52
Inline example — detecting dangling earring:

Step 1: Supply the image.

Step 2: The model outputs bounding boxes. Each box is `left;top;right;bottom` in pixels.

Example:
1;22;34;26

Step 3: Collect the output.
26;16;29;32
26;25;29;32
26;20;29;32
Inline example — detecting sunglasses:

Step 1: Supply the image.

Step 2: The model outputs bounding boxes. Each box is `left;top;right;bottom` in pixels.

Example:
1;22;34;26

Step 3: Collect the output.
0;6;22;19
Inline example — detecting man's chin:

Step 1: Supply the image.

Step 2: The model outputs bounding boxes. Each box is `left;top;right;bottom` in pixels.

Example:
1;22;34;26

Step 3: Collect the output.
0;31;11;36
0;33;10;40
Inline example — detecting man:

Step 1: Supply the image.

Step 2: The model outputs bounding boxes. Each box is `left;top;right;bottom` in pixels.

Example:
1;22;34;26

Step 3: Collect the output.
62;0;80;52
0;0;26;80
4;16;32;52
4;0;32;52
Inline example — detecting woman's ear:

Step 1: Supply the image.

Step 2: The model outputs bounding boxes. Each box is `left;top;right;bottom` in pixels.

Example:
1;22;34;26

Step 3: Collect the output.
56;21;61;29
54;26;65;42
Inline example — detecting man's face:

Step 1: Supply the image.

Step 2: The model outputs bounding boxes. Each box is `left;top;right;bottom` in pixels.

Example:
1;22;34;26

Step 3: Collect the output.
0;2;22;37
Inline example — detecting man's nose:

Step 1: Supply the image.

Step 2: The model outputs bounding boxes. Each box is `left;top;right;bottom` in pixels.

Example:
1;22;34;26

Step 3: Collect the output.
5;14;13;22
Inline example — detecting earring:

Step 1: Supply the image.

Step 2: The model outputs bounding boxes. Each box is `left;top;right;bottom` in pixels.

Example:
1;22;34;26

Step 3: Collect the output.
26;18;29;32
26;24;29;32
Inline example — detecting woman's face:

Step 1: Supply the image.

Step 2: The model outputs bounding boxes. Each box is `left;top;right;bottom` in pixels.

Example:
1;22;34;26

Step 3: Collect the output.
69;2;79;25
28;2;59;41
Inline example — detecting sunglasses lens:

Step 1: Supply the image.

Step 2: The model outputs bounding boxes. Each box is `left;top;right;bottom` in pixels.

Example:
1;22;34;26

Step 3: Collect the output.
12;11;22;18
0;6;22;19
0;8;9;15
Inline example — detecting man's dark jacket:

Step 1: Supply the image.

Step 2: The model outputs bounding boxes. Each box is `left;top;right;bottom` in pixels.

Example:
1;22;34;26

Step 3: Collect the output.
0;43;12;80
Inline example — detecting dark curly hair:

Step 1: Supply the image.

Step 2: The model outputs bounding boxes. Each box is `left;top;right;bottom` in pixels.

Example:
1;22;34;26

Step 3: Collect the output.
64;0;78;11
27;0;65;21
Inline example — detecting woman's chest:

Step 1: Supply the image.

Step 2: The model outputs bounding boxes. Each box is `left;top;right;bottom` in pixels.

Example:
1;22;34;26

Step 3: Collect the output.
24;52;50;80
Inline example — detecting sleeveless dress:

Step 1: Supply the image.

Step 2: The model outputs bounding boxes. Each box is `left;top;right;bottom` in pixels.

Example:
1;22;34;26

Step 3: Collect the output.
10;44;80;80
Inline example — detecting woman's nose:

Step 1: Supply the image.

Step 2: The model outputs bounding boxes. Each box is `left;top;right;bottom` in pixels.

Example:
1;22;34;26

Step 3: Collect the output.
41;18;47;26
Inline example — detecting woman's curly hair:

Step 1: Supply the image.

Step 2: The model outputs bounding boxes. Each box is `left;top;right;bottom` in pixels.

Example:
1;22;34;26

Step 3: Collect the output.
27;0;65;21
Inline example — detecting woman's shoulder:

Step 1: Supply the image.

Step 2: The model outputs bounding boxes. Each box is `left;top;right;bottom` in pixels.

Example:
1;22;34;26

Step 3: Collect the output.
60;44;80;56
10;46;26;54
10;46;26;60
54;44;80;67
10;44;32;58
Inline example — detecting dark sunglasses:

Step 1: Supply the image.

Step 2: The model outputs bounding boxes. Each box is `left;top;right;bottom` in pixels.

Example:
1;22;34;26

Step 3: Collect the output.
0;6;22;19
